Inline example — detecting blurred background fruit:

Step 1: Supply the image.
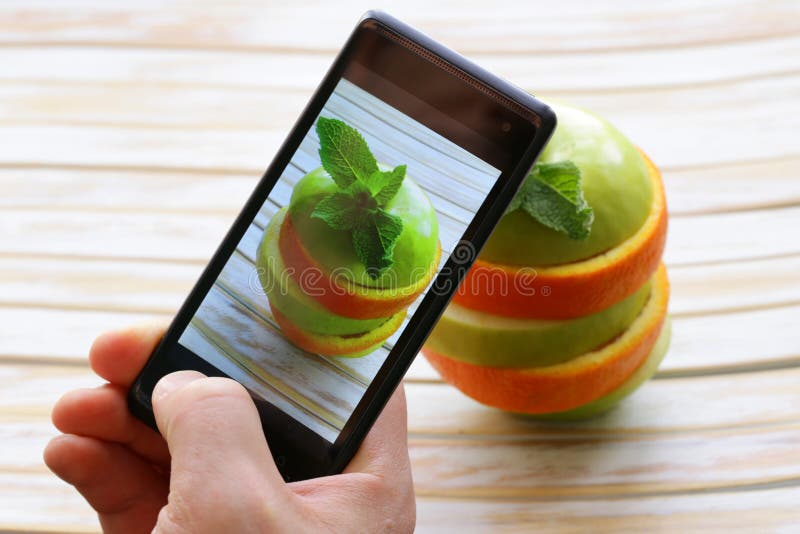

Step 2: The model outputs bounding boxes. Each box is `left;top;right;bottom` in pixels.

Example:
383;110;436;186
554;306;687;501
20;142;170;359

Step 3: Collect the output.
423;102;670;417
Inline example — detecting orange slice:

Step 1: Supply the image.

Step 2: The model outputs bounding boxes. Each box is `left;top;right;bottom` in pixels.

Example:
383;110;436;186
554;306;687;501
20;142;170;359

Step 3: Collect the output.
279;211;440;320
272;306;405;358
423;263;669;414
453;149;667;320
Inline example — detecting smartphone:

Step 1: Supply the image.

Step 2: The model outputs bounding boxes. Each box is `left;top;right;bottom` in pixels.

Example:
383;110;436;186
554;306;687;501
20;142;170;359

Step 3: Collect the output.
128;10;555;482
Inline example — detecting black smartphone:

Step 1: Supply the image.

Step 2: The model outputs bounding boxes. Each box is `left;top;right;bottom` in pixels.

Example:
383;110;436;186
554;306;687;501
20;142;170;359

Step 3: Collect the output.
128;10;555;482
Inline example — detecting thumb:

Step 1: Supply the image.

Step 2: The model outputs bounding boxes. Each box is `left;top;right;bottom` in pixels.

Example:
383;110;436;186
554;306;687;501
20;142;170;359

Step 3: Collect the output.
151;371;290;529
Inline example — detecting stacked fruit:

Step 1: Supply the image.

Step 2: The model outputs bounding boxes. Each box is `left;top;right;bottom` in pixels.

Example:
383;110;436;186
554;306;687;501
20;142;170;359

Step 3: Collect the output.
258;118;441;358
422;104;670;418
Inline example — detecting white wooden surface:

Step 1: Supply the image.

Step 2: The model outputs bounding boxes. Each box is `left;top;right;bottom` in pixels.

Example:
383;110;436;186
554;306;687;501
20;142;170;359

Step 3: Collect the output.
1;1;799;531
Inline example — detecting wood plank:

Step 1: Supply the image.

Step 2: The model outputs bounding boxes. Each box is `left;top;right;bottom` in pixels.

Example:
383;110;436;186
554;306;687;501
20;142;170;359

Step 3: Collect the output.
4;154;800;218
0;210;230;262
0;82;306;129
4;363;800;437
664;156;800;215
0;257;197;314
0;0;797;54
3;205;799;265
3;33;800;96
3;470;799;534
0;473;800;533
406;367;800;436
3;252;799;318
416;487;800;532
0;473;98;533
408;424;800;498
665;206;800;266
2;75;800;170
0;168;256;214
0;307;168;364
668;255;800;315
2;294;799;379
7;395;800;500
564;74;800;170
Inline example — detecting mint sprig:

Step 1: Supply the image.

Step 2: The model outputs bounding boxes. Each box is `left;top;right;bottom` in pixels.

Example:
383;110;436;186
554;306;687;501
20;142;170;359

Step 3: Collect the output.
507;160;594;240
311;117;406;278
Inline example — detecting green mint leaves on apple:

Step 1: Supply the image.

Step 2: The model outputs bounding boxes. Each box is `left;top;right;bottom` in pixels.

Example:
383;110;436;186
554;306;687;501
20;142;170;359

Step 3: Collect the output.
507;160;594;240
312;117;406;278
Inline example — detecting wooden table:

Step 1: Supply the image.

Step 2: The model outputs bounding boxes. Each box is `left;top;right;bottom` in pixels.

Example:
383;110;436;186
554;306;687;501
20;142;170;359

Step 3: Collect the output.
2;1;799;531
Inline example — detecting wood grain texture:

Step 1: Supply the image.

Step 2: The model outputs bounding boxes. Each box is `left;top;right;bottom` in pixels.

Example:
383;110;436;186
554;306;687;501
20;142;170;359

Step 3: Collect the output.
1;0;798;54
1;0;799;531
3;363;800;437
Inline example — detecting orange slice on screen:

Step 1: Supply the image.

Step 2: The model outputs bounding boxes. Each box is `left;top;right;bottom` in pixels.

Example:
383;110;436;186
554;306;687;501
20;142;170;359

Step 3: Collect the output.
422;263;669;414
453;149;667;320
271;307;405;358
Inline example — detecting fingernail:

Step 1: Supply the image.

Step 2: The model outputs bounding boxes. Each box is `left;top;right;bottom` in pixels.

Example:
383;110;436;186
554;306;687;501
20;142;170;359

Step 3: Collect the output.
152;370;206;404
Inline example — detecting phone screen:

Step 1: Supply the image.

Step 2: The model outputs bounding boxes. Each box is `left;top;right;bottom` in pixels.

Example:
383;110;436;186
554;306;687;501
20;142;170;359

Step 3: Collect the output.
129;14;553;478
178;74;500;444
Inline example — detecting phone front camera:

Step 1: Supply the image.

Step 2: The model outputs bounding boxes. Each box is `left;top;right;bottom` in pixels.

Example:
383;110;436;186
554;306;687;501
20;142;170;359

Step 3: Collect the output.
501;121;512;133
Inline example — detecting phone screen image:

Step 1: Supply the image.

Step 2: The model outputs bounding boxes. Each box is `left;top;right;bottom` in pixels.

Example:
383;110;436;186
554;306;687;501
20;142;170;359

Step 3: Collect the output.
178;76;500;444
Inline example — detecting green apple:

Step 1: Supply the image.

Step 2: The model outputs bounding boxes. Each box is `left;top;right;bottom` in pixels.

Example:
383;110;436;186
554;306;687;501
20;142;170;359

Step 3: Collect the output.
425;277;651;368
480;103;653;266
257;207;390;336
288;166;439;290
528;318;671;420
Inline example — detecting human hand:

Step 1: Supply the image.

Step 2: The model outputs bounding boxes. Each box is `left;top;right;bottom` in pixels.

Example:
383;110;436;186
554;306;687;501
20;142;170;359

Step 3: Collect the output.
44;324;416;533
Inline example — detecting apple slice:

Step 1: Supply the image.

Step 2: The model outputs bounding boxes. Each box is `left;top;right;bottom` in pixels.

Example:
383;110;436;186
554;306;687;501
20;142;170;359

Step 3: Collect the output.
425;277;650;368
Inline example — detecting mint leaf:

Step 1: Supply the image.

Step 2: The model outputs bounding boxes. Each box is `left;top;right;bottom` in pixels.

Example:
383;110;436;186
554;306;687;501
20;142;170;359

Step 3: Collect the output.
312;118;407;277
352;209;404;279
373;209;404;257
316;117;378;189
509;160;593;240
365;164;406;207
310;192;361;230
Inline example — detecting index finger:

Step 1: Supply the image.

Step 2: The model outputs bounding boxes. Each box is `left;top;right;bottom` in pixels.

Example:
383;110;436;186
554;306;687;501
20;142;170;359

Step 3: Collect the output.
89;321;169;387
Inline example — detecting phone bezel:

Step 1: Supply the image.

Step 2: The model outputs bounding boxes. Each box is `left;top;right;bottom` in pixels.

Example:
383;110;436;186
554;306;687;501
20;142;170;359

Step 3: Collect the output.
128;10;556;481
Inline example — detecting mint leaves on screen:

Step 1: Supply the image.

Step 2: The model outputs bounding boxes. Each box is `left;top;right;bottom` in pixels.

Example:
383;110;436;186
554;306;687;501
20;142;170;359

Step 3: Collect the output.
507;161;594;240
311;117;406;278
